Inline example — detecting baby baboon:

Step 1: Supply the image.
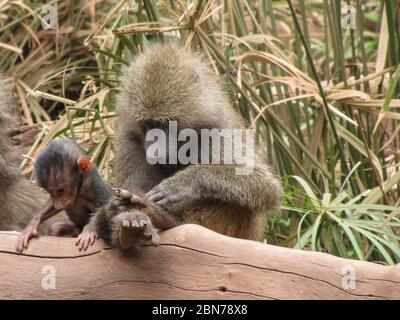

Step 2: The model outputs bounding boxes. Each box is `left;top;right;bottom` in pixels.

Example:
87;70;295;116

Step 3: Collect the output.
15;139;112;252
89;43;283;250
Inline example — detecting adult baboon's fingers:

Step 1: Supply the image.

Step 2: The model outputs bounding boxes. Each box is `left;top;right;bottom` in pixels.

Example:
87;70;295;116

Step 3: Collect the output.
147;191;164;202
155;197;171;207
156;192;185;206
145;186;161;198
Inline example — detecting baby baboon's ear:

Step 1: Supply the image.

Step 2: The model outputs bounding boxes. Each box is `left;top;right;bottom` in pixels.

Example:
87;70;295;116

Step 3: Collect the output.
77;155;92;172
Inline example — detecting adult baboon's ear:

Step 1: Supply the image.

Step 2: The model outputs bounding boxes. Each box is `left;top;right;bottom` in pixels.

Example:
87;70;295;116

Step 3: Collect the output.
77;155;92;172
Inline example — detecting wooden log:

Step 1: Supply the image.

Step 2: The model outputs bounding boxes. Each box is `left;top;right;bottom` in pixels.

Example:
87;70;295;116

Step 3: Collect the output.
0;224;399;300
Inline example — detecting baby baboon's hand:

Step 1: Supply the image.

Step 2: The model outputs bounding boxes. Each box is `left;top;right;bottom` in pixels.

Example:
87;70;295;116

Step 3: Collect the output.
15;219;41;253
75;228;99;251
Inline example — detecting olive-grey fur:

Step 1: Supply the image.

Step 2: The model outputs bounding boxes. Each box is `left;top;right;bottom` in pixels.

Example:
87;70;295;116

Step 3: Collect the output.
95;42;282;243
0;75;47;231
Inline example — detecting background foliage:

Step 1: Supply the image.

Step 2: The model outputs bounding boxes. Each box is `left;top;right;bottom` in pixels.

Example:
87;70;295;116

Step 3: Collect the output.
1;0;399;264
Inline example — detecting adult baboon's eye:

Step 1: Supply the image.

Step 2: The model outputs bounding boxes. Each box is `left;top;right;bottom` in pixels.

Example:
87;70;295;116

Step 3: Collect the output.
57;188;65;195
142;119;160;131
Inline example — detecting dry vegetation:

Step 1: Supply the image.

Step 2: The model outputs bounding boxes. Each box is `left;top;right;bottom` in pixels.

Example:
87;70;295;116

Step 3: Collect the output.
0;0;399;264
